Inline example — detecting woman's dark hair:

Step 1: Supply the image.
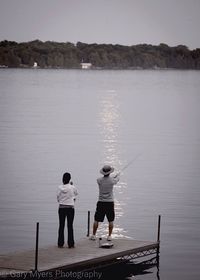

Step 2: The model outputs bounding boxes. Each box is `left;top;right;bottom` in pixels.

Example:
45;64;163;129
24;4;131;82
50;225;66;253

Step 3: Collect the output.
62;172;71;184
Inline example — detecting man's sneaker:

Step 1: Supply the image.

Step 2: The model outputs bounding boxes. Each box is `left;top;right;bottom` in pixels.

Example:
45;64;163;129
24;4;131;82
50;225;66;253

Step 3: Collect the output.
89;235;96;241
107;235;112;241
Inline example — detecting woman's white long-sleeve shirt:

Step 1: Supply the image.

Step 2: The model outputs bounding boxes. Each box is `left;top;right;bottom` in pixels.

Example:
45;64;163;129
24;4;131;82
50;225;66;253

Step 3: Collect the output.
57;184;78;206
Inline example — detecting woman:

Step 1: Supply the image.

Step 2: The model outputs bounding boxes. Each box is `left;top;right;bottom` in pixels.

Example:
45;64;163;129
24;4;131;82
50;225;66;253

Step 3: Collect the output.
57;172;78;248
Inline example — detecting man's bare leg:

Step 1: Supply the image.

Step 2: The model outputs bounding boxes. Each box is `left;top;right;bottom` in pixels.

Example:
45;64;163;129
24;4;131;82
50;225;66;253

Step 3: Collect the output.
93;221;99;236
108;221;113;237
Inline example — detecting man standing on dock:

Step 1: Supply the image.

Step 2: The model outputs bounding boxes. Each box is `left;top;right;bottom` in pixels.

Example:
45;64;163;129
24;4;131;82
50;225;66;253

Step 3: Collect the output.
57;172;78;248
90;165;120;241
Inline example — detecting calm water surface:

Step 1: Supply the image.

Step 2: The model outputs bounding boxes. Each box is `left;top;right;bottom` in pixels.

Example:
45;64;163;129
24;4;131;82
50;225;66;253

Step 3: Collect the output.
0;69;200;279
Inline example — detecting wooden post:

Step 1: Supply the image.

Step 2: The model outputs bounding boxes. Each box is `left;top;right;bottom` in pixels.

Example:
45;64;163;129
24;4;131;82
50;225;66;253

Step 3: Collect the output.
87;211;90;237
34;222;39;271
156;215;161;266
157;215;161;243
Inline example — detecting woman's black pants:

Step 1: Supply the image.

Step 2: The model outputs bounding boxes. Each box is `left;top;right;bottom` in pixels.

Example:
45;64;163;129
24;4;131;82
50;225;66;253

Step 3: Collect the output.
58;207;75;247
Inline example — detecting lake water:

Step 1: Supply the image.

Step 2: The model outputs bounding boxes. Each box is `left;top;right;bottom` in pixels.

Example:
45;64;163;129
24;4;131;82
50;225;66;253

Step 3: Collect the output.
0;69;200;280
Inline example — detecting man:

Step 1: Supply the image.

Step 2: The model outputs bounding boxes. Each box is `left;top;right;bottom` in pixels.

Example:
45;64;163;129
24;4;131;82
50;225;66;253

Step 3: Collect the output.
90;165;120;241
57;172;78;248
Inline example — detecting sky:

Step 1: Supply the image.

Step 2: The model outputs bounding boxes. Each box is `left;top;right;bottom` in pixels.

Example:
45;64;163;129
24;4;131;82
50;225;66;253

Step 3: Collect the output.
0;0;200;50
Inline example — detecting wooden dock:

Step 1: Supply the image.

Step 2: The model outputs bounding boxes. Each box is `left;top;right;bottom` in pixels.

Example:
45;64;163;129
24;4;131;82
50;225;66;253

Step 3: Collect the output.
0;238;159;279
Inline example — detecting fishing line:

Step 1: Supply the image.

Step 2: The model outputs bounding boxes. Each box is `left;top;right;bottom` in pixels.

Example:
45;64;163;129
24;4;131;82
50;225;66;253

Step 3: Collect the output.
115;153;141;176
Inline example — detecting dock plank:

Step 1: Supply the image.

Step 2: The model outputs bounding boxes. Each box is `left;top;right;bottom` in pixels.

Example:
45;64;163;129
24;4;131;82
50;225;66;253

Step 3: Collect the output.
0;238;159;276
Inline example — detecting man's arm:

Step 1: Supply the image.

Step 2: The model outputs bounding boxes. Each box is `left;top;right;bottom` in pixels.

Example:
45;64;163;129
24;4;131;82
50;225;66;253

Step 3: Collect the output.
112;173;120;184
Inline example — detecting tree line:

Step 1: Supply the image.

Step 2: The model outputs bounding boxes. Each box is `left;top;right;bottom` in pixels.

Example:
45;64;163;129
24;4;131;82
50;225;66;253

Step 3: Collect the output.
0;40;200;69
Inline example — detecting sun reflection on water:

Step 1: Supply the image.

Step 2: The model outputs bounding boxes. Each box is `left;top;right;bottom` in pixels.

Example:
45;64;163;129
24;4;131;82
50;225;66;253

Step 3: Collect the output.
97;89;129;238
98;90;121;165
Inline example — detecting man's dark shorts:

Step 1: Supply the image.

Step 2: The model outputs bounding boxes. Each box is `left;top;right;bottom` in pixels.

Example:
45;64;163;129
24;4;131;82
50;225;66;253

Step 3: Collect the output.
94;201;115;222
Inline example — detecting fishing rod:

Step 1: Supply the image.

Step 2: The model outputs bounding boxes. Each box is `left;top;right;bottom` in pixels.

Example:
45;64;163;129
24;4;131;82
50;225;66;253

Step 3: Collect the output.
114;153;141;177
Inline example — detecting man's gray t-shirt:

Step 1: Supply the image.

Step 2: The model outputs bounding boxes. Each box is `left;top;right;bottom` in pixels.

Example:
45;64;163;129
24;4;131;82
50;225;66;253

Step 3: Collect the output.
97;176;119;202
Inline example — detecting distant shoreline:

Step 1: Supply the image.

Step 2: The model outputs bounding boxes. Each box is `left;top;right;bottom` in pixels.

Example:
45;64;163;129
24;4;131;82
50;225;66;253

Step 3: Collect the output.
1;65;200;71
1;40;200;70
